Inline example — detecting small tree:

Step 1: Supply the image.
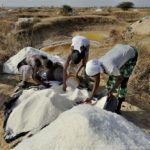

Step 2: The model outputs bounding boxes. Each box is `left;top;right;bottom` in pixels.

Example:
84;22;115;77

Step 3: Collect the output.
60;5;73;16
117;2;134;11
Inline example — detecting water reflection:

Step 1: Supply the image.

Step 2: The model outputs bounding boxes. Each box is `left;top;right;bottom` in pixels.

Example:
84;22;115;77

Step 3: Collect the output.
41;31;106;57
41;43;70;57
73;31;106;42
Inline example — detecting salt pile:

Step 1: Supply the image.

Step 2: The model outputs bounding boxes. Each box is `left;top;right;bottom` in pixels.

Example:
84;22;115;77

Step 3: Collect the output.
5;85;89;140
12;105;150;150
3;47;64;74
66;76;80;88
131;16;150;35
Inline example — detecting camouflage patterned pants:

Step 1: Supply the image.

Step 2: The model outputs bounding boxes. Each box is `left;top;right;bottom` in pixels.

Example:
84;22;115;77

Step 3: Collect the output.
106;52;137;100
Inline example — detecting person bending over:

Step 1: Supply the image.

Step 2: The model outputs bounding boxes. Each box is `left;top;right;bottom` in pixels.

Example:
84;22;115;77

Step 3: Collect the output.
85;44;138;114
34;60;63;87
63;35;90;91
17;54;63;87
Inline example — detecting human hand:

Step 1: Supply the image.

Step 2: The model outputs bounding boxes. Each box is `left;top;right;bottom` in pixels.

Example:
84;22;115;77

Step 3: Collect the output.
84;98;92;104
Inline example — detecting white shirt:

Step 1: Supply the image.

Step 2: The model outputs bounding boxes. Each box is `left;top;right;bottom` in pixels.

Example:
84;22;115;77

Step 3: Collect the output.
99;44;136;76
71;35;90;53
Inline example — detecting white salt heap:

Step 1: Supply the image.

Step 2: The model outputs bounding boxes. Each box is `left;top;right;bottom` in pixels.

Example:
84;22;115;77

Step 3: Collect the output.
3;47;64;74
66;76;80;89
131;16;150;35
12;105;150;150
5;85;89;138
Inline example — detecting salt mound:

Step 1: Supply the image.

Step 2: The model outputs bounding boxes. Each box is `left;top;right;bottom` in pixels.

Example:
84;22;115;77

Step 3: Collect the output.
12;105;150;150
3;47;64;74
5;86;89;139
66;76;80;89
131;16;150;35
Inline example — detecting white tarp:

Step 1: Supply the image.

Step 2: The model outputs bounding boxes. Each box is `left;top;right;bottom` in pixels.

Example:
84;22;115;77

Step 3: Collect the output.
12;105;150;150
5;85;90;139
3;47;64;74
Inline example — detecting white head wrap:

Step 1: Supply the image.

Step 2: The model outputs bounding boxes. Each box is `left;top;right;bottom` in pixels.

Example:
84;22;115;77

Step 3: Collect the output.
71;35;89;52
86;59;104;76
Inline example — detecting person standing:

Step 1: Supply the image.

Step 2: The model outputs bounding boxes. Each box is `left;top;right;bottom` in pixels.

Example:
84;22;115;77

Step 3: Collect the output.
85;44;138;114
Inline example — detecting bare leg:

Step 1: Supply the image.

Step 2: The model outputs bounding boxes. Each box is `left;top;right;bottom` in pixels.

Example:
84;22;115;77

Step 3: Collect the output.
18;65;33;87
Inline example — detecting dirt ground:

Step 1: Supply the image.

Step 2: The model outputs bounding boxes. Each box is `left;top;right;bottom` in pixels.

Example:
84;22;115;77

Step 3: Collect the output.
0;7;150;149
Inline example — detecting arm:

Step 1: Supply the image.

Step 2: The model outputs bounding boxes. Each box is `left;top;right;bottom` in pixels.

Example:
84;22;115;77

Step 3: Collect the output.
63;53;71;91
107;75;123;97
85;73;100;103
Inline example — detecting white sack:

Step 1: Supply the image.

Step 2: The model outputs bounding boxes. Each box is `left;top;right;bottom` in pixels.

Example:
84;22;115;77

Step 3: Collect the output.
3;47;64;74
12;105;150;150
5;85;90;138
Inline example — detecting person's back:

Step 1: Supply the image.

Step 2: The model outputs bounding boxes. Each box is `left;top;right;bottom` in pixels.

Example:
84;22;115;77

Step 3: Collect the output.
99;44;136;76
26;54;48;68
